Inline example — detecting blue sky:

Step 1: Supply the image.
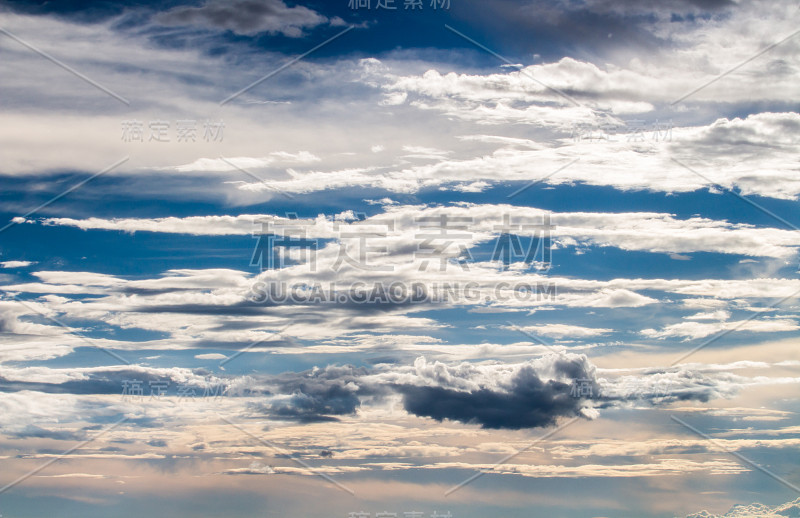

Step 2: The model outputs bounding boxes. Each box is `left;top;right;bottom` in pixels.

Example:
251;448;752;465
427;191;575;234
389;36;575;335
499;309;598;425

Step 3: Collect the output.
0;0;799;517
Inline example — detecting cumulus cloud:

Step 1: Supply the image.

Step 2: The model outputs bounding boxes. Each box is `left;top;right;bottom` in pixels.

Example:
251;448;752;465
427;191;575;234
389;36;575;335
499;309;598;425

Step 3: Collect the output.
262;364;380;422
366;353;764;428
378;354;599;429
396;371;585;429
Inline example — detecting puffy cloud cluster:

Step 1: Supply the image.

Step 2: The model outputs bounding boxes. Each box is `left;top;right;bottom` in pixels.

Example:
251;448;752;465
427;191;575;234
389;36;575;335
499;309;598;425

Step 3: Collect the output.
263;365;378;423
389;354;598;429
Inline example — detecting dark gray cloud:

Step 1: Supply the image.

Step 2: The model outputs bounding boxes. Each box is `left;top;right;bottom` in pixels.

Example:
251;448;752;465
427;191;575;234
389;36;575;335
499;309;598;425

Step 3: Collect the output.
155;0;335;37
0;377;127;396
131;297;424;317
99;446;125;452
270;384;359;422
395;359;597;429
0;368;211;396
9;424;86;441
380;354;742;429
263;364;380;422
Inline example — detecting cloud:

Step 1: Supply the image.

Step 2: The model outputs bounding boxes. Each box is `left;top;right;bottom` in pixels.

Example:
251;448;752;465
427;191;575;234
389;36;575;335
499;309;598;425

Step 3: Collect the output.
685;497;800;518
0;260;35;268
686;310;730;321
32;202;800;258
387;354;599;429
376;0;799;116
194;353;228;360
168;152;320;173
155;0;333;37
447;0;743;67
223;461;276;475
1;2;798;512
268;386;359;422
233;352;763;429
263;364;379;422
368;354;783;428
505;323;612;338
396;376;582;429
0;364;223;396
2;260;797;363
578;288;658;308
8;424;86;441
642;318;799;340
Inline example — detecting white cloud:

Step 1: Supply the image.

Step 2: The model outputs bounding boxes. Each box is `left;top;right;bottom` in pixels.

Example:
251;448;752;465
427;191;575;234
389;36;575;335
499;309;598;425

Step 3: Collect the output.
686;310;730;321
684;497;800;518
643;318;799;340
509;324;612;339
0;260;35;268
194;353;228;360
168;152;320;173
31;203;800;258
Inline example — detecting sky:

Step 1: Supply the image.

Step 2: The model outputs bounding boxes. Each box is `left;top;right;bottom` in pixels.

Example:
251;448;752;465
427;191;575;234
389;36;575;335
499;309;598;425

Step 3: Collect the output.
0;0;799;517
